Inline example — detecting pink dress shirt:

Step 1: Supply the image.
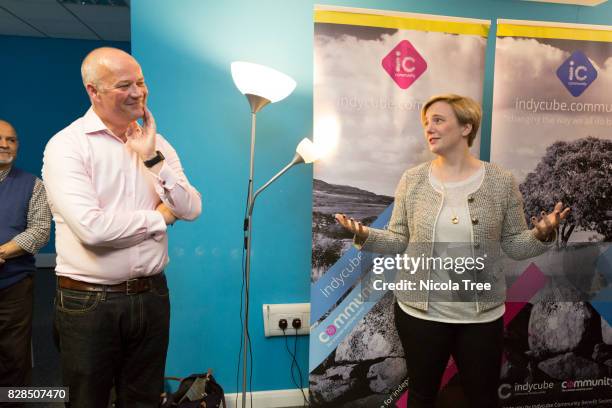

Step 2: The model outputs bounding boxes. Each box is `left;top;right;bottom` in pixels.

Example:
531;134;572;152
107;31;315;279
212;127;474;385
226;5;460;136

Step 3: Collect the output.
43;108;202;284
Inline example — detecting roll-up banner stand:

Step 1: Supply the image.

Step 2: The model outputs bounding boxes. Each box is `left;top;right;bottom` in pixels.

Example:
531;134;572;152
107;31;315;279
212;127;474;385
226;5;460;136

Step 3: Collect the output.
490;19;612;408
310;6;490;406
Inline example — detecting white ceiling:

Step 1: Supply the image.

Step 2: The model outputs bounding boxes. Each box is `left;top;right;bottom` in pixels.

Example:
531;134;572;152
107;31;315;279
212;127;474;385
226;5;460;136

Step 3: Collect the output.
0;0;130;41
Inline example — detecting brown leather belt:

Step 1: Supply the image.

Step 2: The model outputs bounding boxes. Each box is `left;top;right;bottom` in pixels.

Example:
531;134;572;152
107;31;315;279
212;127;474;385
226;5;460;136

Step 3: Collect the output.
58;274;163;295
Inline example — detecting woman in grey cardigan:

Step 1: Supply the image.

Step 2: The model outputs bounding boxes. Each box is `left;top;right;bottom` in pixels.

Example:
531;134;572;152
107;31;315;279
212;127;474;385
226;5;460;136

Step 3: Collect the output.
335;94;570;408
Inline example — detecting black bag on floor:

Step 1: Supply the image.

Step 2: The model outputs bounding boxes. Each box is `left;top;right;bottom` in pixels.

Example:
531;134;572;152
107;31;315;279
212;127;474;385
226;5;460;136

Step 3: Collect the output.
160;370;226;408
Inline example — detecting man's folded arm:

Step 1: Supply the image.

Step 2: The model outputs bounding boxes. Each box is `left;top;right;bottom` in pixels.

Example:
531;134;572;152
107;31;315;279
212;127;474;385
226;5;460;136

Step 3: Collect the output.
152;135;202;221
11;179;52;255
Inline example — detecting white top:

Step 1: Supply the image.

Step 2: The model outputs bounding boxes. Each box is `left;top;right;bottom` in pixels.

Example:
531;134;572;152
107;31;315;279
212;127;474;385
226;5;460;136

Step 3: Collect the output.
398;163;505;323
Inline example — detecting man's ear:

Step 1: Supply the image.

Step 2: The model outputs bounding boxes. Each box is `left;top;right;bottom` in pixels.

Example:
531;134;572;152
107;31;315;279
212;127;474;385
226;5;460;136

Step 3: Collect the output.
85;83;98;101
462;123;473;137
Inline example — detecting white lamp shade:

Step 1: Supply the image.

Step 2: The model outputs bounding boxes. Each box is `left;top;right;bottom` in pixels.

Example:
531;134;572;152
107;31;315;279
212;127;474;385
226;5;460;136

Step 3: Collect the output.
231;61;297;103
296;138;320;164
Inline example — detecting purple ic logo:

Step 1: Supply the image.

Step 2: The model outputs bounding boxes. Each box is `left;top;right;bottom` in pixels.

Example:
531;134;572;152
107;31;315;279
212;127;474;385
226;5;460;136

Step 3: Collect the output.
382;40;427;90
325;325;337;336
556;51;597;97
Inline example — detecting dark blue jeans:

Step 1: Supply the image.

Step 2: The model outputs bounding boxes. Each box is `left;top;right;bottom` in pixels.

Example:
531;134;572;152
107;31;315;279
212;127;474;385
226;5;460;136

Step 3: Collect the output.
54;274;170;408
0;275;33;408
394;302;503;408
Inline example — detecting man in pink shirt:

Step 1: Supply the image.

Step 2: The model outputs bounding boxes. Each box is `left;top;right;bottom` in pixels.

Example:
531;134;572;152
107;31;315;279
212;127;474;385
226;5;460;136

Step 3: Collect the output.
42;47;202;408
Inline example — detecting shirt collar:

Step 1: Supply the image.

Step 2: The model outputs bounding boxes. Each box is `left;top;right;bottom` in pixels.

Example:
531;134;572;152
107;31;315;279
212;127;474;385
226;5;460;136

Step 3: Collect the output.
82;107;111;135
0;166;12;183
82;107;128;143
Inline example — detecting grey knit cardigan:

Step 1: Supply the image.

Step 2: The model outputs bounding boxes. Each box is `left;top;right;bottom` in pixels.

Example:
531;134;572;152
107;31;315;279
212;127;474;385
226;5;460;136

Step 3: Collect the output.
361;161;552;313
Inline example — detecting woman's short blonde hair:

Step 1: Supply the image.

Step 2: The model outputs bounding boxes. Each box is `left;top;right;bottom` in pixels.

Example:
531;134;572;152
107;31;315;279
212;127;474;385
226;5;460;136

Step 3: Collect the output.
421;94;482;147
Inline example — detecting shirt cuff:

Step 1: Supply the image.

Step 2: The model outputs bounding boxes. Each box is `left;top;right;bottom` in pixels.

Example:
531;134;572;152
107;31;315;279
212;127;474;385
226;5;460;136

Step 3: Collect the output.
9;234;33;254
155;162;178;191
145;210;167;242
530;228;557;249
353;232;372;251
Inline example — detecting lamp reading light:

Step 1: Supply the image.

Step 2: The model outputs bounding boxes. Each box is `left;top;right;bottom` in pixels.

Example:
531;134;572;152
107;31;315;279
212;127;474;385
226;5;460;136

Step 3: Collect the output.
248;138;321;215
296;138;320;164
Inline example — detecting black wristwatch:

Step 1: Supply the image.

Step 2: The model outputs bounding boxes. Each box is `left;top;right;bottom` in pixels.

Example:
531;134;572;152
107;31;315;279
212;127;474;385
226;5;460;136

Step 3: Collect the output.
143;150;165;168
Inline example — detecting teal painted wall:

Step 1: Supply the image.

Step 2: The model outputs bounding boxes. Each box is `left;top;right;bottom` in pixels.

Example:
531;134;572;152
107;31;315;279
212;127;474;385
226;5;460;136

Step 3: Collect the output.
130;0;612;392
0;36;129;253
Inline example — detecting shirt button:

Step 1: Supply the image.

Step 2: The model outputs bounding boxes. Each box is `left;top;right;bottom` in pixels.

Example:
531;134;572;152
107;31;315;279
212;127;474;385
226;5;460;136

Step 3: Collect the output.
471;217;478;225
467;195;474;203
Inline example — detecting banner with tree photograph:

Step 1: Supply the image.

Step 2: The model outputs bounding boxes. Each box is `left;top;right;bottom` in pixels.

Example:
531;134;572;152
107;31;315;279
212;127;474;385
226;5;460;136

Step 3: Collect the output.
309;6;490;406
490;19;612;408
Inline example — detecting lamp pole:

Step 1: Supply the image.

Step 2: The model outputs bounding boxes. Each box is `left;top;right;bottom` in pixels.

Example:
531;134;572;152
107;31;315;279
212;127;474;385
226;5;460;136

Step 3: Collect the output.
242;94;271;408
242;152;308;405
231;62;297;408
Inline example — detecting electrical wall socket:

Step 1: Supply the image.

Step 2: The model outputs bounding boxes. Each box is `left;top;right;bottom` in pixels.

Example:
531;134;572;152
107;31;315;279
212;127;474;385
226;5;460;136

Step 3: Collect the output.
262;303;310;337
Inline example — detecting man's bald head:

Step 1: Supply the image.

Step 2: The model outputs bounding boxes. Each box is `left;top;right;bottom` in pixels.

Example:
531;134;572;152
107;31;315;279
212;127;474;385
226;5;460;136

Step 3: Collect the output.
81;47;140;88
80;47;148;134
0;120;17;138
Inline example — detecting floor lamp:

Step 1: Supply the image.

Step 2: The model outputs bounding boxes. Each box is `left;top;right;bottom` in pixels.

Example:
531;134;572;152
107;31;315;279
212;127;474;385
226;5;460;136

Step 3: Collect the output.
232;62;315;408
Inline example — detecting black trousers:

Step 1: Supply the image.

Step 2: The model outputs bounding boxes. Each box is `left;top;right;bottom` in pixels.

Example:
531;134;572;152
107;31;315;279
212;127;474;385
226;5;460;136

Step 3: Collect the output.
394;302;503;408
0;275;34;408
54;274;170;408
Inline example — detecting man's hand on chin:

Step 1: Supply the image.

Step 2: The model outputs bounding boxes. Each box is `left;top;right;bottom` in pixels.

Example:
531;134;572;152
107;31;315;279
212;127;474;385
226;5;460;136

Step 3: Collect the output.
126;107;157;159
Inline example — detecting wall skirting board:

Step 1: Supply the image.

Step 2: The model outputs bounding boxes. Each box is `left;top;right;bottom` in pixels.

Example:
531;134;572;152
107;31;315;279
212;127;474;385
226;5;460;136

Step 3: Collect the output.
224;388;309;408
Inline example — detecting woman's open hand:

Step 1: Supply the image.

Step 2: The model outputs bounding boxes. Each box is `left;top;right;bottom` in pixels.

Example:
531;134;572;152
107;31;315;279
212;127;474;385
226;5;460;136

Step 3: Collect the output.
335;213;369;241
531;202;571;242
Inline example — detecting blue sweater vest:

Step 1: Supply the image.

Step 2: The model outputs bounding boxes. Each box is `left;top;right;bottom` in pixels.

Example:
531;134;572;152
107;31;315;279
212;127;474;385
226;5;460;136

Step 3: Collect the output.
0;167;37;289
